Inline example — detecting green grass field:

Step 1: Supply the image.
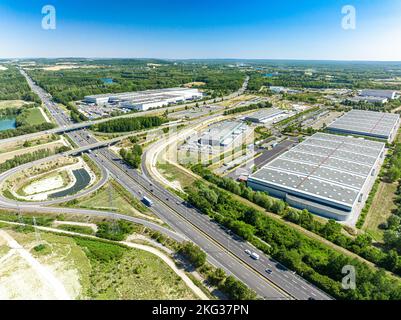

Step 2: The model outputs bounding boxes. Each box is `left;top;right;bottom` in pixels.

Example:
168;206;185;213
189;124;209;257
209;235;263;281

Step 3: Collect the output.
23;107;47;125
157;162;197;189
66;180;150;217
363;181;398;241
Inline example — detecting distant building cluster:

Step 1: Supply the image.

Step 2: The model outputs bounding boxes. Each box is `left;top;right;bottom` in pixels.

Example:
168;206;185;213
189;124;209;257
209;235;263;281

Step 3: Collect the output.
248;109;401;222
348;89;399;104
84;88;203;111
269;86;302;94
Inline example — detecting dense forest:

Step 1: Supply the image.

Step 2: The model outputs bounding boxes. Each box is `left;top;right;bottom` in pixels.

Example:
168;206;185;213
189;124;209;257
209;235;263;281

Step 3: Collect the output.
247;61;401;92
0;65;39;101
25;61;245;105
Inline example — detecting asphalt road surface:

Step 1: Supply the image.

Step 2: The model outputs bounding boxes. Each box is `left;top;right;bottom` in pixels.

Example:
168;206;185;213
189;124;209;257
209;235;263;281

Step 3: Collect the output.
227;138;298;179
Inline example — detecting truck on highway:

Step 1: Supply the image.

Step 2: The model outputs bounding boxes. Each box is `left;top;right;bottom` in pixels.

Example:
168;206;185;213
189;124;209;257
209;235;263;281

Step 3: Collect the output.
142;196;154;207
250;252;260;260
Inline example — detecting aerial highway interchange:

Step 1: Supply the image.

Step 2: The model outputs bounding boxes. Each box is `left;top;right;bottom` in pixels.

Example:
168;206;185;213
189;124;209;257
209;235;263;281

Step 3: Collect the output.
0;68;331;300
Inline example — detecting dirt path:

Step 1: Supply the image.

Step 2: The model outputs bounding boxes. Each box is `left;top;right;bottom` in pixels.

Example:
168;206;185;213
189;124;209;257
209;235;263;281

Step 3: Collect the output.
38;107;51;123
0;221;208;300
0;230;71;300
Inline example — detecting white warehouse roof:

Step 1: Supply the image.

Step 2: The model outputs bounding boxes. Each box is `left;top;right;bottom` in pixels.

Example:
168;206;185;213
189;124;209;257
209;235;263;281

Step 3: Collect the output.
244;108;285;123
248;133;385;220
360;89;397;100
84;88;203;109
327;110;400;141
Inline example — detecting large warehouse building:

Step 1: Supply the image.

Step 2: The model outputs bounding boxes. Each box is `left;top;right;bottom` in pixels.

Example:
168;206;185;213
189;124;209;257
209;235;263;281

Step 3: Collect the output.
247;133;385;221
327;110;400;142
84;88;203;111
360;89;398;100
243;108;286;124
199;121;250;147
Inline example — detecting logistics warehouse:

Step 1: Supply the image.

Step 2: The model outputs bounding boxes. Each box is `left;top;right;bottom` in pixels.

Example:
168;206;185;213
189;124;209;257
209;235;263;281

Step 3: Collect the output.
247;133;385;221
84;87;203;111
327;109;400;142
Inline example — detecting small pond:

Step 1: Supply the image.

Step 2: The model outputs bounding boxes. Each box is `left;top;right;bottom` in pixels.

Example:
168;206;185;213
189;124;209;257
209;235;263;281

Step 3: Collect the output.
0;117;16;131
49;168;91;198
101;78;114;84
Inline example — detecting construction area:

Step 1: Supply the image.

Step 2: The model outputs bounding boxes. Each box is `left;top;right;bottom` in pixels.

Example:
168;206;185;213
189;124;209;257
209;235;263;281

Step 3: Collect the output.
247;133;386;222
327;109;400;142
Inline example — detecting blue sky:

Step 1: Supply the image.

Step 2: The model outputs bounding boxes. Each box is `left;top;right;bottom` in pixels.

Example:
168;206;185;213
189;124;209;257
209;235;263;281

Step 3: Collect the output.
0;0;400;60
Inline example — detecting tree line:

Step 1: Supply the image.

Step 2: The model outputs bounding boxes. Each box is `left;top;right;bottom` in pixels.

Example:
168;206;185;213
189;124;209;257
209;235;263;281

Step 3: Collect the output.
94;116;167;133
177;241;256;299
223;101;272;116
0;122;55;140
184;179;401;300
0;149;52;173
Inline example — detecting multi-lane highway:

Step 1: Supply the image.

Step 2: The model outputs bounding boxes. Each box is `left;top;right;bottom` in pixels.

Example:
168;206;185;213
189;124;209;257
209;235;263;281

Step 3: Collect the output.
0;69;331;300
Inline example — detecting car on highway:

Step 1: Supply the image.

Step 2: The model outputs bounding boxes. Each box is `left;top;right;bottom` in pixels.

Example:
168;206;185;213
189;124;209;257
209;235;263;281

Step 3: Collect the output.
265;269;273;274
244;249;251;255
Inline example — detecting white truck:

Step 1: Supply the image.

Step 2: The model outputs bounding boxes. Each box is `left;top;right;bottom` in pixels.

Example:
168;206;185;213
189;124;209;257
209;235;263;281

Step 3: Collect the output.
250;252;260;260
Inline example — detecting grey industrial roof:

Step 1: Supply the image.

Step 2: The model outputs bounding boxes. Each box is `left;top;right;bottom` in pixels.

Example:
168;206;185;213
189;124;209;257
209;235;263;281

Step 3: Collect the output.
348;96;388;104
244;108;284;121
327;110;400;140
248;132;385;208
360;89;396;98
200;121;247;143
85;87;200;100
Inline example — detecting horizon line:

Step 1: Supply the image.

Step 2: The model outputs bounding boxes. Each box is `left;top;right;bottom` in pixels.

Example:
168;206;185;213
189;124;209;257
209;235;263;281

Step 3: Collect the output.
1;57;401;63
